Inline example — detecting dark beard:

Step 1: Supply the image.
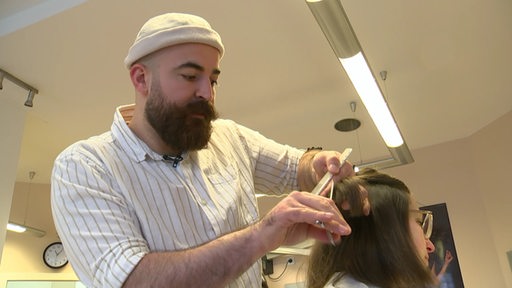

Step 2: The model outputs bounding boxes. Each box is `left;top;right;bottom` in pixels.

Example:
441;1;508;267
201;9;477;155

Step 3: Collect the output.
144;84;219;152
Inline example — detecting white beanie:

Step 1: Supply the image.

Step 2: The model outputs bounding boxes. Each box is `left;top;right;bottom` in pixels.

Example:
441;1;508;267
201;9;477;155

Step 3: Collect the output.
124;13;224;68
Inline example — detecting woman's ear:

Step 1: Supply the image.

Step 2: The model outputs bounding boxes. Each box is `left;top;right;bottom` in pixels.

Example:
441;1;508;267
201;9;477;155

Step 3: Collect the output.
129;63;150;96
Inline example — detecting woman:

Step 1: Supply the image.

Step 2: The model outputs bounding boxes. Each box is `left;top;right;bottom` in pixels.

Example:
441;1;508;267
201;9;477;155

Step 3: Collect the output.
307;168;436;288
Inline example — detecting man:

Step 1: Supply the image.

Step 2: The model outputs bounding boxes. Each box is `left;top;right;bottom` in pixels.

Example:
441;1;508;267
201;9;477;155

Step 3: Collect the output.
51;13;357;287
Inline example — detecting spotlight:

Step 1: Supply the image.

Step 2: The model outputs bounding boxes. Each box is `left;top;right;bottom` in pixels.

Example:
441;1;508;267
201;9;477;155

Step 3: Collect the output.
0;68;39;107
24;90;35;107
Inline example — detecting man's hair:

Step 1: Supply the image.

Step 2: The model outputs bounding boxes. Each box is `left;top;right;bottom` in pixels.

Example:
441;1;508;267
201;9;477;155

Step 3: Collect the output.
306;168;435;288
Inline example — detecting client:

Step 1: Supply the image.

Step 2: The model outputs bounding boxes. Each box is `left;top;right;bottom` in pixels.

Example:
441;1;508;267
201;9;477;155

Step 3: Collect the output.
307;168;436;288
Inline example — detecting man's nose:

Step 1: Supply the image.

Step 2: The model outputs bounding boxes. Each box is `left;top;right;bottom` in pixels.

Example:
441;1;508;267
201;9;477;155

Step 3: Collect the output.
196;78;214;101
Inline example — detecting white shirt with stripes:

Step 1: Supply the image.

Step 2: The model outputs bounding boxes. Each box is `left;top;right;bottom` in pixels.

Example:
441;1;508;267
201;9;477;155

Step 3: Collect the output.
51;104;304;288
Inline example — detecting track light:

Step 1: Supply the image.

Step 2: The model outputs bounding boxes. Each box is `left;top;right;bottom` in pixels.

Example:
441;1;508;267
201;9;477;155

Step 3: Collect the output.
0;68;39;107
24;90;35;107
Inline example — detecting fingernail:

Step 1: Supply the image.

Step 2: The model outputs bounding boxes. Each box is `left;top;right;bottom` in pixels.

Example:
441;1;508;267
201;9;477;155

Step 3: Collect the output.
341;225;351;235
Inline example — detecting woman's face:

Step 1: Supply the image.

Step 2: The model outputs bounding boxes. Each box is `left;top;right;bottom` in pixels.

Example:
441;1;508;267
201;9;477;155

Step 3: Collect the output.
409;201;436;266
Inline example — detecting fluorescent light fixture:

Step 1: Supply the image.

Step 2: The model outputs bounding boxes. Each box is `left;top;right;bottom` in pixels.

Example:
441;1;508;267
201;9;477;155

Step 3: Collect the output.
6;222;46;237
340;53;403;147
306;0;413;168
7;222;26;233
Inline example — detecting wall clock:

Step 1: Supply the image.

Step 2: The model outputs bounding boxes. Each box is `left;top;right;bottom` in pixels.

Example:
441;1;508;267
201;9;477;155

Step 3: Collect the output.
43;241;68;269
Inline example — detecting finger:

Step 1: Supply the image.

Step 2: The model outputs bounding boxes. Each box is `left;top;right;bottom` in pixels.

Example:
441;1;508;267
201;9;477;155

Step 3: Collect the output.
310;219;350;244
290;192;350;235
359;185;370;216
321;218;351;237
308;225;345;245
325;154;344;174
284;207;350;237
341;200;350;211
317;182;333;197
308;211;350;238
362;197;371;216
340;194;370;216
330;161;355;182
342;161;356;177
308;226;330;243
280;192;339;217
297;191;337;213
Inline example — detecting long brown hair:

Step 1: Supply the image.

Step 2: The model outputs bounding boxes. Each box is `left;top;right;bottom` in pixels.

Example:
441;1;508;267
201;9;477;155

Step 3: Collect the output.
306;168;435;288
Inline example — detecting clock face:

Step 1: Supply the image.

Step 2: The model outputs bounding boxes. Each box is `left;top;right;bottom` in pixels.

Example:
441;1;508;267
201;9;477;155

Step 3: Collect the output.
43;242;68;269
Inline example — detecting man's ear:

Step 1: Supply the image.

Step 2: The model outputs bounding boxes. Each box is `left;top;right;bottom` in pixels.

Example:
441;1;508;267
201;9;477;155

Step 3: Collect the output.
129;63;151;96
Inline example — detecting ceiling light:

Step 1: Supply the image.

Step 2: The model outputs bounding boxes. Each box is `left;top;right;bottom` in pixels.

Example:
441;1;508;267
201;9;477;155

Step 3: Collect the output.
7;222;26;233
334;118;361;132
24;89;35;107
335;101;361;132
6;222;46;237
0;68;39;107
339;53;402;146
306;0;413;168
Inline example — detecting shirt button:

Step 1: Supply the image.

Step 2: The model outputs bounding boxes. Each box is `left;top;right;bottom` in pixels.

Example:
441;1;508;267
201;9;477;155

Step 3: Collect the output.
199;199;207;205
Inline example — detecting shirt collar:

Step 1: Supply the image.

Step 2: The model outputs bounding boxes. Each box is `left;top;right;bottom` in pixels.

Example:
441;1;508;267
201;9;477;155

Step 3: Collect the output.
111;104;164;163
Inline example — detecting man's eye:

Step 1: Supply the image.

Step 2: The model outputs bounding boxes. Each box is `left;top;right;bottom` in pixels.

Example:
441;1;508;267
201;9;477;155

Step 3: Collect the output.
211;80;219;87
181;74;197;81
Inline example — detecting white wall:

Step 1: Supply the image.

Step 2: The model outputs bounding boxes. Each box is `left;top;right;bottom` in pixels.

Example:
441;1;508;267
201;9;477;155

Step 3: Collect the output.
0;96;26;265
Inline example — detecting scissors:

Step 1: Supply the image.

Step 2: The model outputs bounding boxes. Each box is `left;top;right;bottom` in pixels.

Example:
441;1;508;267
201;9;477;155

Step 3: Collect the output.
311;148;352;246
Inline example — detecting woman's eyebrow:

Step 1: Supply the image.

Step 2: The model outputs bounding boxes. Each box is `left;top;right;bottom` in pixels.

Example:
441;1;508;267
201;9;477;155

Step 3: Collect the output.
176;61;221;76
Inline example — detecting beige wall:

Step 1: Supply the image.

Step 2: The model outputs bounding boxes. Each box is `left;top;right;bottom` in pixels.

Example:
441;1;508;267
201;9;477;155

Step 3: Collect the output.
469;110;512;287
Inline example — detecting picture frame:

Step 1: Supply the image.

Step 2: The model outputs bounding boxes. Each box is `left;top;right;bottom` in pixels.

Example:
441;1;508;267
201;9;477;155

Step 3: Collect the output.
421;203;465;288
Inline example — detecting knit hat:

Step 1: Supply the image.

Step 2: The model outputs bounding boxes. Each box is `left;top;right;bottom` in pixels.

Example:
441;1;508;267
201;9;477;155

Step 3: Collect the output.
124;13;224;68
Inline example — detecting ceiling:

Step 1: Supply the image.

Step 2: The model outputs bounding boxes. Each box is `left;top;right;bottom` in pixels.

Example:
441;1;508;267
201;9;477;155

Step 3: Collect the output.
1;0;511;184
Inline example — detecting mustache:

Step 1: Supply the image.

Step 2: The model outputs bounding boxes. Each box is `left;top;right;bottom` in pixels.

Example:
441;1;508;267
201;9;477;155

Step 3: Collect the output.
181;100;218;120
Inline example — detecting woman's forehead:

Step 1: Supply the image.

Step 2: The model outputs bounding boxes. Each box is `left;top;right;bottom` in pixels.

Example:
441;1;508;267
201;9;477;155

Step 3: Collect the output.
409;195;419;210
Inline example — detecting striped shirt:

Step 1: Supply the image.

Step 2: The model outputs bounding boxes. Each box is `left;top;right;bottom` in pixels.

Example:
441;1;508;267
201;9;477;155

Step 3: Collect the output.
51;104;303;288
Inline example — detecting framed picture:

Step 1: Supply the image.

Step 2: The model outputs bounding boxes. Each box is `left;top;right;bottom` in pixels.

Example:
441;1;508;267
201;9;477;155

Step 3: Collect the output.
421;203;465;288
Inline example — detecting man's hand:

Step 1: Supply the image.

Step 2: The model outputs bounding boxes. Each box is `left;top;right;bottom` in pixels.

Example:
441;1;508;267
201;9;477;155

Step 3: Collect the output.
311;150;355;184
254;191;352;249
307;150;370;216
